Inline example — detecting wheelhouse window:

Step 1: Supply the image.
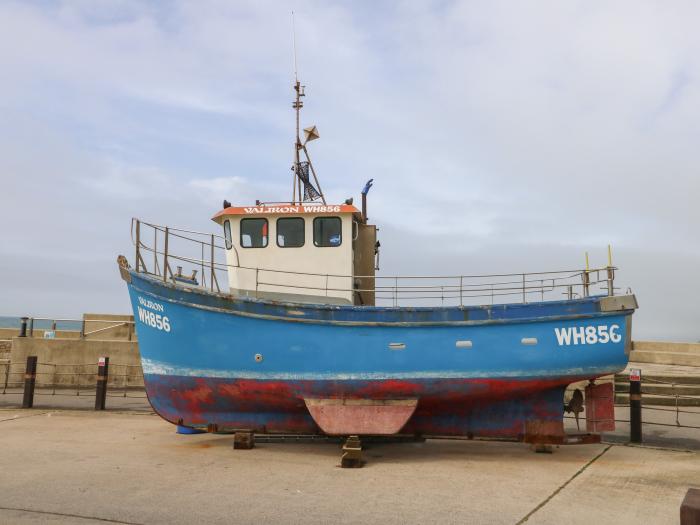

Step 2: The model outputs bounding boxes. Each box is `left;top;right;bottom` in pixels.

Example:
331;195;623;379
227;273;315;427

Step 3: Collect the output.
277;217;305;248
313;217;342;247
240;218;268;248
223;220;233;250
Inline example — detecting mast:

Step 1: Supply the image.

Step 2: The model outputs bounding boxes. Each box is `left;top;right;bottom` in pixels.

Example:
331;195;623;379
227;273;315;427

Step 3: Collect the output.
293;80;303;204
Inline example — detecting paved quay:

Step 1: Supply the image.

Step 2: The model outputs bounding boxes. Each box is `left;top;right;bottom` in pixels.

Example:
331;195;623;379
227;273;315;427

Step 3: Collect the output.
0;407;698;525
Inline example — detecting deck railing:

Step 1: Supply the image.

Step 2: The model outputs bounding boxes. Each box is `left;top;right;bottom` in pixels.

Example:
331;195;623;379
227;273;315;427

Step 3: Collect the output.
130;218;620;307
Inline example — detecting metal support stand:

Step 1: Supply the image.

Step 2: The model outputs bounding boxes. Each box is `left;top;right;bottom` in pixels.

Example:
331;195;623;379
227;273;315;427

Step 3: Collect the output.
22;356;37;408
95;357;109;410
341;435;363;468
233;432;255;450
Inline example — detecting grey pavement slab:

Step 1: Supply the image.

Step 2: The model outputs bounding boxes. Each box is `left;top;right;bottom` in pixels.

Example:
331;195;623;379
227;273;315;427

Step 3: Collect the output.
526;445;699;525
0;410;698;524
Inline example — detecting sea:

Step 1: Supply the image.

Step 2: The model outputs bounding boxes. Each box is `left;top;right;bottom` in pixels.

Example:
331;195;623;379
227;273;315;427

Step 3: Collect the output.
0;316;82;331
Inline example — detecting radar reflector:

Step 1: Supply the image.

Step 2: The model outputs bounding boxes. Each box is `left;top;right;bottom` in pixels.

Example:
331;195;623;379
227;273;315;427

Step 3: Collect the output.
303;125;320;144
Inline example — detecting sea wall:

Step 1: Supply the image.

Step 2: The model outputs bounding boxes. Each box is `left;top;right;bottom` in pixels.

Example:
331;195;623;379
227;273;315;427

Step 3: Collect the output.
5;335;141;389
0;313;140;389
630;340;700;367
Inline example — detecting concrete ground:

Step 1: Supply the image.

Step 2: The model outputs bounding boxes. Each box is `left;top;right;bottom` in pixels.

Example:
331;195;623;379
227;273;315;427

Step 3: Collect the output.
1;406;698;525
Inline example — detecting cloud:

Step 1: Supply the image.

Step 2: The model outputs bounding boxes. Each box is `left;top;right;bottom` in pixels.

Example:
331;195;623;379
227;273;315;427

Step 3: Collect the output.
0;1;698;340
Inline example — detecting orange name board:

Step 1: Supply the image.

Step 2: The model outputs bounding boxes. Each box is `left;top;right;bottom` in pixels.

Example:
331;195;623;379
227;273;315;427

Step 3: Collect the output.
214;204;359;218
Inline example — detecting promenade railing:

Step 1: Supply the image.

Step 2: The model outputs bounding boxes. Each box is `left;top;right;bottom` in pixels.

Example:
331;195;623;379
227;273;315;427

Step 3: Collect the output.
13;317;135;340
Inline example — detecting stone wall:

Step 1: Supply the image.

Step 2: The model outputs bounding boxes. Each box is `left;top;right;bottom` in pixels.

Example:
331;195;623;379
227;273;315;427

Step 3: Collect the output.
6;337;141;388
0;338;11;361
630;340;700;367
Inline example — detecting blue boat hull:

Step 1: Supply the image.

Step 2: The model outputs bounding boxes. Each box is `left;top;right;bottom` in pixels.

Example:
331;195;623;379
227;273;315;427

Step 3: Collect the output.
123;270;634;438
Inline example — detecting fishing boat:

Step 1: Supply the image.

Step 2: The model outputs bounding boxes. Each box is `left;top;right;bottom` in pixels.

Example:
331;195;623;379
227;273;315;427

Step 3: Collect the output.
118;78;637;460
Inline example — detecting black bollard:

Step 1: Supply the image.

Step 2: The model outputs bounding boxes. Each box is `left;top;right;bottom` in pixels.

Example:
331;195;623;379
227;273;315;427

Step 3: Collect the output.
19;317;28;337
629;368;642;443
681;488;700;525
22;356;38;408
95;357;109;410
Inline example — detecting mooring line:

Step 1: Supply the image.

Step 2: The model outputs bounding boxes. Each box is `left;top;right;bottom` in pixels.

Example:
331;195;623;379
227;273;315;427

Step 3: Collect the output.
604;440;696;454
0;411;49;423
0;505;143;524
515;444;613;524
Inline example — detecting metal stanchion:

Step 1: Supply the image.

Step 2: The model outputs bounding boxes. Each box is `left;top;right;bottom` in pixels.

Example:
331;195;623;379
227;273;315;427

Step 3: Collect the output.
95;357;109;410
629;368;642;443
22;356;38;408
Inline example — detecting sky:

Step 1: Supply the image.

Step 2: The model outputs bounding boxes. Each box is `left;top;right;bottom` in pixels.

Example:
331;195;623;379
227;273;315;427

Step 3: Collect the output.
0;1;698;341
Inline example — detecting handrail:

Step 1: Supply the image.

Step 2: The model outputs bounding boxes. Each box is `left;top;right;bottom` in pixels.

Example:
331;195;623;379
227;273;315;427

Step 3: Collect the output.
137;240;600;282
14;317;135;340
83;322;132;337
130;218;621;306
18;317;134;324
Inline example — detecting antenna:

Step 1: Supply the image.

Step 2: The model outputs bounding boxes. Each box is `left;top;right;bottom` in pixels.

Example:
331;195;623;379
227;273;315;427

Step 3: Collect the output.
289;12;325;205
292;11;298;82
